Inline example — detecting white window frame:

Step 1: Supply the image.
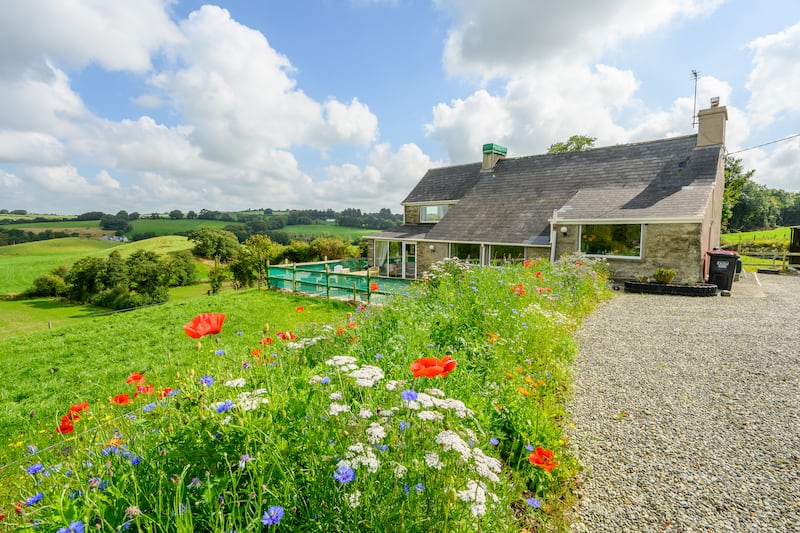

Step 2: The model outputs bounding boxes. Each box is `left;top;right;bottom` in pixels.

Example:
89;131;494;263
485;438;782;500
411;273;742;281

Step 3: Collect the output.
419;204;449;223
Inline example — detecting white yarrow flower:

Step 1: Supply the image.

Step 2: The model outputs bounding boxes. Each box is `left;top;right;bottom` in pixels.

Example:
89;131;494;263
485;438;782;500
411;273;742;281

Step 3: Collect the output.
471;447;502;482
224;378;246;388
385;380;405;391
394;464;408;478
348;365;384;387
346;490;361;508
329;391;343;401
435;430;472;461
365;422;386;444
417;410;443;421
358;407;373;419
424;452;444;470
326;355;358;367
329;403;351;416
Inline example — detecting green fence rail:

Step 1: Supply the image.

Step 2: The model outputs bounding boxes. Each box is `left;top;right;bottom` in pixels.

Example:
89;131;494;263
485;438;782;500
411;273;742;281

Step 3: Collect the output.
265;260;413;303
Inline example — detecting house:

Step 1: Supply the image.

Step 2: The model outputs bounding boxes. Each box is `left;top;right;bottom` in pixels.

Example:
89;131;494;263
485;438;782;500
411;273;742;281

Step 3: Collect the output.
365;101;728;281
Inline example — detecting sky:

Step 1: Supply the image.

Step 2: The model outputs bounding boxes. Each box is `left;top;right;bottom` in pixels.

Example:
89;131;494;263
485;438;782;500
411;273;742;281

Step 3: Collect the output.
1;0;799;216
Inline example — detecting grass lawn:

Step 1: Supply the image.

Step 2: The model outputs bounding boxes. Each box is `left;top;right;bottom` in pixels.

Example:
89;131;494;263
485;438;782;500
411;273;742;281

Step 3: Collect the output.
721;226;791;245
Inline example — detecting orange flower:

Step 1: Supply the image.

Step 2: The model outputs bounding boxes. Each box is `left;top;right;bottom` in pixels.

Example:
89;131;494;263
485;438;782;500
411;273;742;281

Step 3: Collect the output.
276;331;296;340
524;259;533;268
260;336;273;345
159;388;174;398
183;313;226;339
347;322;357;329
56;416;74;434
537;287;545;294
136;384;154;395
511;283;526;296
517;387;531;397
69;401;89;413
126;372;145;385
336;327;345;335
369;283;379;291
112;394;131;405
410;355;457;378
505;372;515;379
575;261;583;266
535;271;542;278
528;447;558;472
348;336;359;343
251;348;263;357
108;437;122;447
487;332;500;344
296;306;305;312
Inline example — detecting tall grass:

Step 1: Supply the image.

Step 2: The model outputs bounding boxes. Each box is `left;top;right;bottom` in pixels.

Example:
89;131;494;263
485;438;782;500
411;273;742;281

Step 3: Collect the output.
0;257;610;531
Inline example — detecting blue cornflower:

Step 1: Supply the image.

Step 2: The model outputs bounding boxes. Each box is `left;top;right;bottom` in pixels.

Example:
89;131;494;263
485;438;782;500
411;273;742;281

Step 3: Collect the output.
415;483;425;492
124;413;137;420
526;497;542;509
401;389;418;401
468;439;475;447
261;506;284;526
525;444;534;451
238;454;253;469
215;349;225;356
216;400;235;413
101;446;119;456
68;489;82;499
374;353;383;360
320;377;331;385
403;484;410;493
490;437;500;446
333;465;355;484
130;456;142;466
26;463;45;475
399;421;409;432
142;403;156;413
242;361;251;370
166;388;180;397
55;521;85;533
380;444;389;452
25;492;43;506
200;376;214;386
26;444;38;455
237;331;244;336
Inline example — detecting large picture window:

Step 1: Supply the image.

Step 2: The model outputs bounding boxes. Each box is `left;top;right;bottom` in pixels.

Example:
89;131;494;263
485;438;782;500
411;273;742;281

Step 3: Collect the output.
420;205;448;223
450;243;480;263
581;224;642;258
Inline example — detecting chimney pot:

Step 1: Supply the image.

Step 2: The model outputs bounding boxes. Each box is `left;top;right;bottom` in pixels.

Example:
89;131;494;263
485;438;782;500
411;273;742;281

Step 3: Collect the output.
710;96;720;108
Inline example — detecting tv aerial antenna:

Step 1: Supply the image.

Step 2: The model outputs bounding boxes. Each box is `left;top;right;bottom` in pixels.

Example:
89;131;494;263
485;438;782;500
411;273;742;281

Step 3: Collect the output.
691;69;699;128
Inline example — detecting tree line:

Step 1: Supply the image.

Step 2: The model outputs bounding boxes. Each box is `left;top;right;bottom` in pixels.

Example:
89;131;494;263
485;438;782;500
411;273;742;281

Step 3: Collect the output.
25;250;197;310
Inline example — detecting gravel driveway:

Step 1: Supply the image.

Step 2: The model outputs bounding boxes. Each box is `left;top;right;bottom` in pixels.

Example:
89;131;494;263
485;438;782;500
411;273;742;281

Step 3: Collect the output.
568;271;799;532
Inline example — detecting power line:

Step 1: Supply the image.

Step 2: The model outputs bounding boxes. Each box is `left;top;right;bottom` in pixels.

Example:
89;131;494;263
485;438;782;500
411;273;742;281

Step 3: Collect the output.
727;133;800;155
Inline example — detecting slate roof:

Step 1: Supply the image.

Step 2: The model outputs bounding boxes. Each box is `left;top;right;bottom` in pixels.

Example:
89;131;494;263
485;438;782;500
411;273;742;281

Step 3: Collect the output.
368;224;431;241
378;134;722;246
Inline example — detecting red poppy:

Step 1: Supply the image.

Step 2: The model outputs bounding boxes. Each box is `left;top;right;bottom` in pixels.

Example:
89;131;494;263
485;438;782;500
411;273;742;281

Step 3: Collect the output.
260;336;273;345
126;372;145;385
136;384;154;395
336;327;345;335
296;306;305;312
56;416;74;434
524;259;533;268
535;271;542;278
276;331;296;340
511;283;526;296
69;401;89;413
537;287;545;294
410;355;457;378
251;348;263;357
159;387;174;398
528;447;558;472
64;410;81;422
369;283;379;291
112;394;131;405
183;313;226;339
347;322;357;329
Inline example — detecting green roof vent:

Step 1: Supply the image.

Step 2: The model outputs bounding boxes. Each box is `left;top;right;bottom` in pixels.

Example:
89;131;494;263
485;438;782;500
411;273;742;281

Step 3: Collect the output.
482;143;507;156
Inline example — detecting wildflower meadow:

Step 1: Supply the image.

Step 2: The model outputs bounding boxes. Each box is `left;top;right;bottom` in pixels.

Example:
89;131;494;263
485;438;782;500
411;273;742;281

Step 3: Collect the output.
1;256;610;532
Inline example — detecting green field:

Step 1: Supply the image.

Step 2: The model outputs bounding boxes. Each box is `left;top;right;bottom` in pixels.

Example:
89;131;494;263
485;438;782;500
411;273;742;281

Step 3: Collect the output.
721;226;792;245
0;236;193;295
283;224;376;241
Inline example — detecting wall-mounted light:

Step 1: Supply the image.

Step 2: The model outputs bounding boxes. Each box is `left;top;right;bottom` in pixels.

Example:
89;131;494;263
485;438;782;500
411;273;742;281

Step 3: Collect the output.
429;244;436;252
560;226;568;235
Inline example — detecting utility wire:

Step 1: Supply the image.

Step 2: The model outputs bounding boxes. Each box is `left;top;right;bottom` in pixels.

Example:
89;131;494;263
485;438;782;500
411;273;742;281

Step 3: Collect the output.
727;133;800;155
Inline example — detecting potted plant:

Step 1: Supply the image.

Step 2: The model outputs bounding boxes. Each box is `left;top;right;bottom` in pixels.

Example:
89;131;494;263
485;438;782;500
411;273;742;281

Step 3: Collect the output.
653;268;676;284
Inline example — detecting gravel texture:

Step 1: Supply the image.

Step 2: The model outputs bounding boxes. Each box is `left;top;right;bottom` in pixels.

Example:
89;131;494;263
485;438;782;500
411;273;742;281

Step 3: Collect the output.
568;272;800;532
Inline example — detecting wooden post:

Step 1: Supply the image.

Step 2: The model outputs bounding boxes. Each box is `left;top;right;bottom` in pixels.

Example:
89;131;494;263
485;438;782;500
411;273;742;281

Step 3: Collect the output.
266;261;271;289
325;264;331;300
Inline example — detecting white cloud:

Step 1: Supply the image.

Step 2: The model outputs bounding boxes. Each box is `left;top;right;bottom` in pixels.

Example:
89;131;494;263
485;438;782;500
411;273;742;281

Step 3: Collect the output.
316;143;442;209
740;137;800;191
153;5;378;166
0;0;180;77
0;170;22;189
746;20;800;128
436;0;723;78
0;131;65;165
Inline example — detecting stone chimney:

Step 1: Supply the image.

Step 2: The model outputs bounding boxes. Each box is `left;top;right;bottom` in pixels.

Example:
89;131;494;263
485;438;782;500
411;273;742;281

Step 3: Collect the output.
696;98;727;147
482;143;507;170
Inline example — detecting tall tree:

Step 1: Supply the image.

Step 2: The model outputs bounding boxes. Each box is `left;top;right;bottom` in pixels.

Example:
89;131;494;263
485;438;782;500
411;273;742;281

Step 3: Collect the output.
547;135;596;154
722;156;755;231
